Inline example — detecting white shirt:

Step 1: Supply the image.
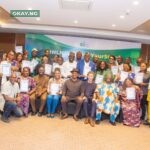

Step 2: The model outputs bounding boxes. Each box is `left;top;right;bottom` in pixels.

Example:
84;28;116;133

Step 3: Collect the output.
83;61;91;76
2;81;20;98
62;61;77;78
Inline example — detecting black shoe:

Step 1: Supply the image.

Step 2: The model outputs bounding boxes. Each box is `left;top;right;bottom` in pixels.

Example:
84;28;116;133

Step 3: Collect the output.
109;121;116;126
143;121;150;126
1;116;10;123
31;112;37;116
95;120;100;125
38;112;43;117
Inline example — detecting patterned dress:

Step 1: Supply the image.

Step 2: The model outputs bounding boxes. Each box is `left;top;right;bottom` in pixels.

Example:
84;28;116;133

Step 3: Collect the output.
95;82;120;123
19;77;35;115
120;88;141;127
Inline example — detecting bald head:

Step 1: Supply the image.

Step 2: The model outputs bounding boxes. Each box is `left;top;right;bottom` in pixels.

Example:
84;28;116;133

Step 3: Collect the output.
9;73;17;84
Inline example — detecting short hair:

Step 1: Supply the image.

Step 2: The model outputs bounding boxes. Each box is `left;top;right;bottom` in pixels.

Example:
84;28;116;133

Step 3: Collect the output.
109;55;116;60
54;67;61;73
87;71;95;76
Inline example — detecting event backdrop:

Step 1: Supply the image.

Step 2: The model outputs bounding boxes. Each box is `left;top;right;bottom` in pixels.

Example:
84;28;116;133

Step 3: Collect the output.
25;34;141;65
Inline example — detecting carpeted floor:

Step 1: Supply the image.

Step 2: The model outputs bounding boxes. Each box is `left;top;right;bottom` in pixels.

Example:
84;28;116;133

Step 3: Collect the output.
0;114;150;150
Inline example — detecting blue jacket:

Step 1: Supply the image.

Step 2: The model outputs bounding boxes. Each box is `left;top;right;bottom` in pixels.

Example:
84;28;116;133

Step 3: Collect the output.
77;59;96;75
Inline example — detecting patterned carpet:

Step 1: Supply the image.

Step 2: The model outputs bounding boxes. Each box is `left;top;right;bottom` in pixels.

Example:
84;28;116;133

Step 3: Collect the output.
0;114;150;150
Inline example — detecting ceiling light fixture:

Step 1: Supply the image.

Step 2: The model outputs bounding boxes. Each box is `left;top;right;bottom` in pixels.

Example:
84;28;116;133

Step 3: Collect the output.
133;1;139;5
120;15;125;19
74;20;78;24
28;7;32;10
36;18;40;21
112;24;116;27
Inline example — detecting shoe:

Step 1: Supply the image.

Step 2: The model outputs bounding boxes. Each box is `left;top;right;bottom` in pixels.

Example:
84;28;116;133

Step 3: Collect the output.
89;118;95;127
84;118;89;124
95;120;100;125
73;115;79;121
31;112;37;116
24;114;28;117
143;121;150;126
38;112;43;117
1;116;10;123
109;121;116;126
47;114;51;118
61;113;68;119
51;114;55;118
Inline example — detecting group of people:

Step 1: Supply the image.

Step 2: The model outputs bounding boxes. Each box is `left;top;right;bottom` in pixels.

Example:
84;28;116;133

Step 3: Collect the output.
0;48;150;128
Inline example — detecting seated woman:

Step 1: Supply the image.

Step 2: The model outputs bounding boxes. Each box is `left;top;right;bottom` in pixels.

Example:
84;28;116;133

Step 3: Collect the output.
46;68;64;118
93;72;120;126
120;78;141;127
83;71;97;127
18;67;36;117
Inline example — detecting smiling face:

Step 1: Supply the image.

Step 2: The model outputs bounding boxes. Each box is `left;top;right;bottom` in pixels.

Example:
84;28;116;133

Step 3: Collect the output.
84;53;90;63
38;66;45;76
17;54;23;62
58;57;63;65
109;56;115;64
71;71;78;79
76;51;82;60
140;63;147;72
69;53;75;63
125;79;133;87
87;72;94;82
54;70;61;79
22;67;30;77
9;73;17;84
42;56;48;64
100;61;106;70
44;50;50;57
7;51;15;61
123;64;130;72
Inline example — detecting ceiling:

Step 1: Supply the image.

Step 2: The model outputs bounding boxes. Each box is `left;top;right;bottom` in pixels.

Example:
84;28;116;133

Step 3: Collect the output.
0;0;150;43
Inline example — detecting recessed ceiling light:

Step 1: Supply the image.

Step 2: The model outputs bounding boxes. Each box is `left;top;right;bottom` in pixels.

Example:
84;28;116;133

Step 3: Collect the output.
74;20;78;24
120;15;125;19
28;7;32;10
112;24;116;27
36;18;40;21
133;1;139;5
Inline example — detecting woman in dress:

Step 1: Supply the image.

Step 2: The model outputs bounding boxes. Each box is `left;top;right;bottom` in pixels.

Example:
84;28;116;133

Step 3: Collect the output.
18;67;36;116
120;78;141;127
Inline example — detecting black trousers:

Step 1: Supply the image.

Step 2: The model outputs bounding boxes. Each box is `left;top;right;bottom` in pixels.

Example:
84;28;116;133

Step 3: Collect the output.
141;95;148;120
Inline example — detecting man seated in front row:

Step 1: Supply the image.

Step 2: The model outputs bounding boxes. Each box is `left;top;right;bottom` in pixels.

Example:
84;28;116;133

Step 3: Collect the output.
30;65;49;116
61;68;84;121
1;73;23;123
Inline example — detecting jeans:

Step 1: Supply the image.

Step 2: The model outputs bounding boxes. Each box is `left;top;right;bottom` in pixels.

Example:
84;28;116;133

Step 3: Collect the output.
46;95;61;114
83;98;96;119
3;101;23;119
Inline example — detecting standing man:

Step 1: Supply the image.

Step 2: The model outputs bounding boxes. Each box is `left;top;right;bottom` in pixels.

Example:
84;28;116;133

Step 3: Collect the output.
117;55;123;71
1;73;23;123
76;51;82;63
61;68;84;121
77;52;96;80
92;55;99;69
30;48;40;75
62;52;77;79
